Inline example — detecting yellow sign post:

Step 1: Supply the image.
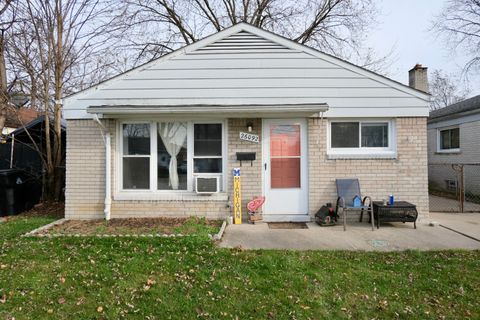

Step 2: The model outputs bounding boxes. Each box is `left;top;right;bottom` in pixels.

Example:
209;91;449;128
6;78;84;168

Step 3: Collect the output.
233;168;242;224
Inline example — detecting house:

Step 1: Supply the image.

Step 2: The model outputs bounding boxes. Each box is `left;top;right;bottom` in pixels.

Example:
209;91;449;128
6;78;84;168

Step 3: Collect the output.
427;95;480;198
2;107;39;136
63;23;430;221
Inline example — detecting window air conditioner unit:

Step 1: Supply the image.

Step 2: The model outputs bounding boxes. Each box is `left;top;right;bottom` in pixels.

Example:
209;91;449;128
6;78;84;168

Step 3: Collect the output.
195;176;219;194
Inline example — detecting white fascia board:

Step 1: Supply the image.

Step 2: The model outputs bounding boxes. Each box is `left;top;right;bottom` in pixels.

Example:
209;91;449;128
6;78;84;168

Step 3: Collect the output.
86;103;329;119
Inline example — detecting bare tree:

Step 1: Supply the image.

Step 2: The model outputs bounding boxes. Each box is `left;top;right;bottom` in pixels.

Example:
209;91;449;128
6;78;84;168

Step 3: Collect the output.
429;69;471;110
4;0;126;200
432;0;480;74
0;0;15;136
122;0;380;65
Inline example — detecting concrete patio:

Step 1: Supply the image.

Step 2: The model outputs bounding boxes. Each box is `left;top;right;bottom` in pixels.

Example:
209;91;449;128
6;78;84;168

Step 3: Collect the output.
219;212;480;251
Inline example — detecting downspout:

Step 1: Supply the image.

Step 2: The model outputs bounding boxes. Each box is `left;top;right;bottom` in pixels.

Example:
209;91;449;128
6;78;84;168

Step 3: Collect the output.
93;114;111;220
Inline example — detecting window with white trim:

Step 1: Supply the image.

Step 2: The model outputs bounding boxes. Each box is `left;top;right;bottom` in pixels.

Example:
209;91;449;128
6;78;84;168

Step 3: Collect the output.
328;120;396;157
194;124;223;173
120;121;225;193
438;127;459;152
122;123;151;189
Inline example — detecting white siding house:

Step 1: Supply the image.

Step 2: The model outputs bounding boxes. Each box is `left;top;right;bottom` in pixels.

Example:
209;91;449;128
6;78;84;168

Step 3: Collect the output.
428;95;480;196
63;23;430;221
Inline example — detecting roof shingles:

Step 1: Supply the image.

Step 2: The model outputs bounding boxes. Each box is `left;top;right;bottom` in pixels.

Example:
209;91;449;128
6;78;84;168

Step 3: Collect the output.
429;95;480;121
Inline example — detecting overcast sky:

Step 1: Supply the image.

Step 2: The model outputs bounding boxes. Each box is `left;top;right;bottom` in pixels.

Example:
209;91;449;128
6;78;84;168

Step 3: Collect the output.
366;0;479;96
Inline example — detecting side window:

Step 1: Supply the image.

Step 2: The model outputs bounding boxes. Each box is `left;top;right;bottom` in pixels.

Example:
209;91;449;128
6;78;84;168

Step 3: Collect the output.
193;123;223;173
122;123;150;189
439;128;460;150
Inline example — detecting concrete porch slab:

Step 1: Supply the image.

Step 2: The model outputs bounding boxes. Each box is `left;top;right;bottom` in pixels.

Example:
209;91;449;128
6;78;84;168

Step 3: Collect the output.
219;214;480;251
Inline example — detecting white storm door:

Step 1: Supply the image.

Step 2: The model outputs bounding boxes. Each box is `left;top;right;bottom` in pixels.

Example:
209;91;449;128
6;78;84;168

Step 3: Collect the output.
263;119;308;217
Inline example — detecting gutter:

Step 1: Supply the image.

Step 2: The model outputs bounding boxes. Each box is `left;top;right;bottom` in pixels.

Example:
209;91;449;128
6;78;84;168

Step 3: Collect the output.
86;103;329;115
428;108;480;124
93;114;111;220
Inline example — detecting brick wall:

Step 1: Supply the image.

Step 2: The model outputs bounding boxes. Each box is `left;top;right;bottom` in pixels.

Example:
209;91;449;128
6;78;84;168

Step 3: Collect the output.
308;117;429;217
65;119;229;220
66;117;429;220
65;120;105;219
227;119;263;220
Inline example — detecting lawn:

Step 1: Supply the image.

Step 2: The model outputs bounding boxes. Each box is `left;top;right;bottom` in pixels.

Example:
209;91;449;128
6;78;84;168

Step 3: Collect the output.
0;216;479;319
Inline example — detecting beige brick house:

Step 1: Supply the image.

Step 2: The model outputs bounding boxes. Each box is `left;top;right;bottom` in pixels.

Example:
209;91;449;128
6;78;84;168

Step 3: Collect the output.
63;23;430;221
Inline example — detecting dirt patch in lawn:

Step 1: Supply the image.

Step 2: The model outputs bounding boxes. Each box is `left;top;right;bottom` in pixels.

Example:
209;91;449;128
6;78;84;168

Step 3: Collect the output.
24;202;64;218
39;217;222;235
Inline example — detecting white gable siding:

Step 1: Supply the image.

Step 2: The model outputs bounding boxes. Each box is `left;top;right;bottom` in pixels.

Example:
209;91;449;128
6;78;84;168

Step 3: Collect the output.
64;28;429;119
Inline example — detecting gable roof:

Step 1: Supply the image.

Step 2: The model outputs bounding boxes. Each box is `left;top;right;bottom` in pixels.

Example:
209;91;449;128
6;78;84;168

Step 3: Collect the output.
429;95;480;122
63;22;430;119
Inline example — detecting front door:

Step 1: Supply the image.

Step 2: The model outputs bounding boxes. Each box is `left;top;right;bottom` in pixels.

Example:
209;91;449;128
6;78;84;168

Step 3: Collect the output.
263;119;308;221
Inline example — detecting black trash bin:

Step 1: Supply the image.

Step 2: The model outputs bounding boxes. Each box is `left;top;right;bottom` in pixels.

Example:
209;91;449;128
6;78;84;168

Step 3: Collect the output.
0;169;41;216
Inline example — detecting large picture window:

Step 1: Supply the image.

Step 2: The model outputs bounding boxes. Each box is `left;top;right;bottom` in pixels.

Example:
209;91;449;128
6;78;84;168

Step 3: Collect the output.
158;122;188;190
120;121;225;193
328;120;395;157
438;127;459;151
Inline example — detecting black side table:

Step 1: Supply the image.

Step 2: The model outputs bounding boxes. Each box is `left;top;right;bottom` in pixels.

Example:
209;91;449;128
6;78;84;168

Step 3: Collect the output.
372;201;418;229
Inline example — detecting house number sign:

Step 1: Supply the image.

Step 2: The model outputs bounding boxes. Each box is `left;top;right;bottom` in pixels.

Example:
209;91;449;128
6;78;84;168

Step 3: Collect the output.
239;132;259;143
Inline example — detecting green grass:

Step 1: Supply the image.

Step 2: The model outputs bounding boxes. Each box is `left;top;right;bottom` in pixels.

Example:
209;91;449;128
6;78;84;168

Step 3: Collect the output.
0;216;479;319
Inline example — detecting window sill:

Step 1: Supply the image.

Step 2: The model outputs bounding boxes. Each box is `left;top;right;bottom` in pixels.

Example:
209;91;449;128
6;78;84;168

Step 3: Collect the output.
113;192;229;202
327;152;397;160
436;149;461;154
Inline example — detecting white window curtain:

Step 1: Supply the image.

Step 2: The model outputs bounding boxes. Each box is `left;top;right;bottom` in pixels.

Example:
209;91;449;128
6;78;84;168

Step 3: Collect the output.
158;122;187;190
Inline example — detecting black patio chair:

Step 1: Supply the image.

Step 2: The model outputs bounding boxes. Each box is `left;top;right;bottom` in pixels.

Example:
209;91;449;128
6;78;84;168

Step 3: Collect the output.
335;178;374;231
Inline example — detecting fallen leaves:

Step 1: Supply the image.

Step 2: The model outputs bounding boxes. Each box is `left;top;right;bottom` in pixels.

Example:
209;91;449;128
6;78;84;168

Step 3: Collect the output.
144;278;156;291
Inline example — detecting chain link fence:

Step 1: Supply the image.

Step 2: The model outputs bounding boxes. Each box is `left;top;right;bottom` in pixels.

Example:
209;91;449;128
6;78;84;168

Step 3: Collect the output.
429;163;480;212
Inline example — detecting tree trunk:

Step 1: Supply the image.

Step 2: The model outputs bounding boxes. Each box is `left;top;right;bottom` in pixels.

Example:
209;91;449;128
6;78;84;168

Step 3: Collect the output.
0;30;9;135
53;0;64;201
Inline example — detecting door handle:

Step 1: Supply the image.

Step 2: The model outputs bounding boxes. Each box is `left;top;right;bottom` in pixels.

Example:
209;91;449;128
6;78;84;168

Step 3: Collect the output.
264;163;267;171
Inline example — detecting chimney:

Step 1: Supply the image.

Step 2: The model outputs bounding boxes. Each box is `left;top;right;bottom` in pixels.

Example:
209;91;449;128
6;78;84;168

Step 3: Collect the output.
408;64;428;92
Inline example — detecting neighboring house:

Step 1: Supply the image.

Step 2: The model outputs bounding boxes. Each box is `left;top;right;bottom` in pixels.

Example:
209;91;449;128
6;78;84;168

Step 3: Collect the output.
427;95;480;195
63;23;430;221
2;107;39;135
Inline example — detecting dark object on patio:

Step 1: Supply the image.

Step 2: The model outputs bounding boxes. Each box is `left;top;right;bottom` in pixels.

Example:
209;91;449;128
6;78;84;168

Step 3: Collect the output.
335;179;374;231
268;222;308;229
0;169;41;216
314;203;338;226
372;201;418;229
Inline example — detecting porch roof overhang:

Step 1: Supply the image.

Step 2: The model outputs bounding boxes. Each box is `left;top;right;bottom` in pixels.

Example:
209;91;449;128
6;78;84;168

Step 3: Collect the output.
86;103;329;118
